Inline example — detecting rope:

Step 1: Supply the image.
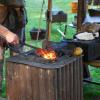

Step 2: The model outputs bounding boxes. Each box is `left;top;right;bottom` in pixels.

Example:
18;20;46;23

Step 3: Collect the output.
36;0;45;40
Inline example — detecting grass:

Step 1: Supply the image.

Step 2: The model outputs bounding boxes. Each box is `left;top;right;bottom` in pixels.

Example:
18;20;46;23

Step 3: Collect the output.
1;0;100;99
25;0;76;42
84;84;100;100
84;66;100;100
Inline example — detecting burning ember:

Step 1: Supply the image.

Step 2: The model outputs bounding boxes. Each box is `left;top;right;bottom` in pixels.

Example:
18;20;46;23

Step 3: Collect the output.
36;48;57;60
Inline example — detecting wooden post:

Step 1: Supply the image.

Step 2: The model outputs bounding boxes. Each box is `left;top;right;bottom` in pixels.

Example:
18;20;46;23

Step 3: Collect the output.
77;0;91;80
77;0;87;33
45;0;52;48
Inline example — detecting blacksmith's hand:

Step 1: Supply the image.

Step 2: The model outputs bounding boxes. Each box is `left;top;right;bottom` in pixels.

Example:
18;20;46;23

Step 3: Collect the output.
5;31;19;45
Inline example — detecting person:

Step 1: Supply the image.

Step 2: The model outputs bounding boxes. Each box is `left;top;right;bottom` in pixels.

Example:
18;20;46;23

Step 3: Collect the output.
0;0;27;58
0;25;19;60
0;24;19;91
0;0;27;90
0;25;19;44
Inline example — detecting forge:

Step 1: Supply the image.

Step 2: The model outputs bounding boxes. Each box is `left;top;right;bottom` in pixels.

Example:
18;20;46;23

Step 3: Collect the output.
6;41;83;100
6;0;83;99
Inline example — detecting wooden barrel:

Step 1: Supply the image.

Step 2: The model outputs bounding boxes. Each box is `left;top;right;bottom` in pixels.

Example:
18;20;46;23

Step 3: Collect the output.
6;55;83;100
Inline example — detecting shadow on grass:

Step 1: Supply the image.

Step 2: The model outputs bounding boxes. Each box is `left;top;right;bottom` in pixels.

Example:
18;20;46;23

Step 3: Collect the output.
84;83;100;100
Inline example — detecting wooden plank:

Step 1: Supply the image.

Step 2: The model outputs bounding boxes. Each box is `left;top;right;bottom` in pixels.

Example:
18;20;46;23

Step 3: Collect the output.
70;63;74;100
6;62;13;100
53;70;58;100
38;68;47;100
31;67;40;100
45;69;55;100
19;65;32;100
57;68;63;100
73;61;78;100
79;57;84;100
65;64;70;100
77;58;81;100
7;62;20;100
77;0;86;32
62;67;67;100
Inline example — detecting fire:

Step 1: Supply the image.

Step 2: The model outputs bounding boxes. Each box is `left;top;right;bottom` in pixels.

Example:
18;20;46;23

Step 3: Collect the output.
36;48;57;60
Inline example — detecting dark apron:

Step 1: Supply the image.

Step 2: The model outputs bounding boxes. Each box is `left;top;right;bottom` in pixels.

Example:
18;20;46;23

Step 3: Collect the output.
0;6;27;47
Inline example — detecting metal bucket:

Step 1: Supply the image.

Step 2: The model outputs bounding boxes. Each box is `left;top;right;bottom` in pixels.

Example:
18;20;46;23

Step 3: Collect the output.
30;28;46;40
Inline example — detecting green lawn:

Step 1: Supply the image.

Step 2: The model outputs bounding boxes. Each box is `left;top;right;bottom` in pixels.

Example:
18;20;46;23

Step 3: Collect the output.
25;0;76;42
2;0;100;99
84;66;100;100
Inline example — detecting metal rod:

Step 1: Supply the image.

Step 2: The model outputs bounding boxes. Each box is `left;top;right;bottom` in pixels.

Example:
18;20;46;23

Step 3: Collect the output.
57;29;66;38
37;0;45;40
84;79;100;85
45;0;52;48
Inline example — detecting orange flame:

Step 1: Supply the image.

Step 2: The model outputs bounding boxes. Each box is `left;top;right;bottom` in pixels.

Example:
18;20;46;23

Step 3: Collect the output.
36;48;57;60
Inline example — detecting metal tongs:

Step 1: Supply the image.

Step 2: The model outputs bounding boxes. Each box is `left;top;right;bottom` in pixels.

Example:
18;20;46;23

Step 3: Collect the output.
7;42;38;55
